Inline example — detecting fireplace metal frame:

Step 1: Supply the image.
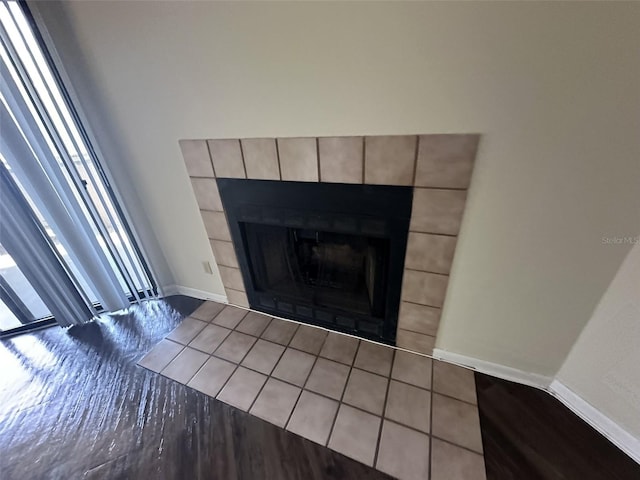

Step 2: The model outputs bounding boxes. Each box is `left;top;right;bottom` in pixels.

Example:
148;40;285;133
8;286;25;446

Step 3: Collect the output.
217;178;412;345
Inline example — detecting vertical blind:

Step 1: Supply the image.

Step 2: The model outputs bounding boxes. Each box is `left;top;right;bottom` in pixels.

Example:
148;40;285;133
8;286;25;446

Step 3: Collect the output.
0;0;156;328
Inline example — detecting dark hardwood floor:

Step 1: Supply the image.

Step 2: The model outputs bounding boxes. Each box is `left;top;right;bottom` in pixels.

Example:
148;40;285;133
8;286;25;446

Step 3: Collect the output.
0;296;637;479
0;296;390;480
476;373;640;480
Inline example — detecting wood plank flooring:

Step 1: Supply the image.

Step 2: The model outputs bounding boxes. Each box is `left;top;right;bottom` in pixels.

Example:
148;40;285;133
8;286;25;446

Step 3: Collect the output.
475;373;640;480
0;295;638;479
0;296;390;480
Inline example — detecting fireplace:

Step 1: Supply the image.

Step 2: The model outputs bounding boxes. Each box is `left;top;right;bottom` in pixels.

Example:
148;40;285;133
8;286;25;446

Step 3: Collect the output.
218;179;412;345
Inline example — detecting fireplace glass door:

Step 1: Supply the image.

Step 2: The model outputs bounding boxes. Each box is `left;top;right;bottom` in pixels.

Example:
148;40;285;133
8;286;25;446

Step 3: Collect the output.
243;223;389;319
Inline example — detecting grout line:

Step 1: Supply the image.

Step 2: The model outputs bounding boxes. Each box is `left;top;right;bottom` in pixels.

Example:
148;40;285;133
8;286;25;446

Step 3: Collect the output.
407;229;458;238
170;348;212;387
325;339;362;446
275;139;283;181
401;299;445;310
223;287;245;294
404;267;450;277
166;320;208;346
187;174;219;180
315;137;321;182
155;344;186;375
282;324;311;430
246;332;288;413
199;207;225;214
396;326;438;338
373;348;395;468
205;139;217;178
430;434;484;456
411;135;419;187
284;330;330;437
210;328;260;406
237;139;248;179
428;356;434;480
431;389;479;407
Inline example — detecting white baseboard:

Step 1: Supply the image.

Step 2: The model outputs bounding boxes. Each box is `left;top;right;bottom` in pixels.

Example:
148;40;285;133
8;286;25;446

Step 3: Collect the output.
549;380;640;465
160;284;227;304
432;348;553;390
432;348;640;465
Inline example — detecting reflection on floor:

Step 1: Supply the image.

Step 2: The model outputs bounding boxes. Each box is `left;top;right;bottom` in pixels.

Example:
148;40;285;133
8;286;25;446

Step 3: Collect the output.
1;295;638;480
139;301;485;480
0;296;389;480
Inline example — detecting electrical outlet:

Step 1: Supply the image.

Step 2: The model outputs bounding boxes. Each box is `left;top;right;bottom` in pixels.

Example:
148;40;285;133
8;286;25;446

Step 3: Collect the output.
202;261;213;275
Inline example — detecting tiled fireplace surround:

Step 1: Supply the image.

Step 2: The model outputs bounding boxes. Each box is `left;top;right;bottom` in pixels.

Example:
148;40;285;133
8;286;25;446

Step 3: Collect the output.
179;134;479;356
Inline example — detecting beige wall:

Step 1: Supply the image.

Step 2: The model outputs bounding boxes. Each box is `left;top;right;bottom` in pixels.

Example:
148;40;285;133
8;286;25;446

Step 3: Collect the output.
557;242;640;440
33;1;640;378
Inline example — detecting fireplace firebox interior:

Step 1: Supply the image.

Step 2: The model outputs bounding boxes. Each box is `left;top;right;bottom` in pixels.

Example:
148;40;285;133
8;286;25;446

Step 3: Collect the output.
217;179;412;345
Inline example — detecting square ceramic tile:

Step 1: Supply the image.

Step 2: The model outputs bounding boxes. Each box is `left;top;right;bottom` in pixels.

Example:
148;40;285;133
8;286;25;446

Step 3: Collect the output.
261;318;299;345
201;210;231;241
166;317;208;345
214;331;256;363
433;361;477;405
289;325;327;355
225;288;249;308
396;329;436;355
391;350;432;389
189;324;232;354
187;356;236;398
235;312;271;337
190;177;223;211
376;420;430;480
161;347;209;384
209;240;239;268
241;339;285;375
218;266;245;291
286;391;338;445
405;232;457;275
410;188;467;235
318;136;363;184
385;380;430;433
342;368;388;415
401;269;448;307
431;438;486;480
216;366;266;411
207;139;246;178
277;137;318;182
415;134;479;189
241;138;280;180
398;302;440;336
304;358;350;400
190;301;225;322
319;332;359;365
432;393;483;453
328;405;380;466
271;348;316;387
138;339;183;373
212;306;248;329
179;139;214;177
354;341;393;376
250;378;301;428
364;136;416;185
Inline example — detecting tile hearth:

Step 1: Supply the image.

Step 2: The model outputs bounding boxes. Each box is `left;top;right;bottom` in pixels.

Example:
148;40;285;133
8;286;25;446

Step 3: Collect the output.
139;302;486;480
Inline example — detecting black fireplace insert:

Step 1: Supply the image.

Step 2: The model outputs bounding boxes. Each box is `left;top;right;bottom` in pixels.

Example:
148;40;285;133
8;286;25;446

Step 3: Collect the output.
217;179;412;345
